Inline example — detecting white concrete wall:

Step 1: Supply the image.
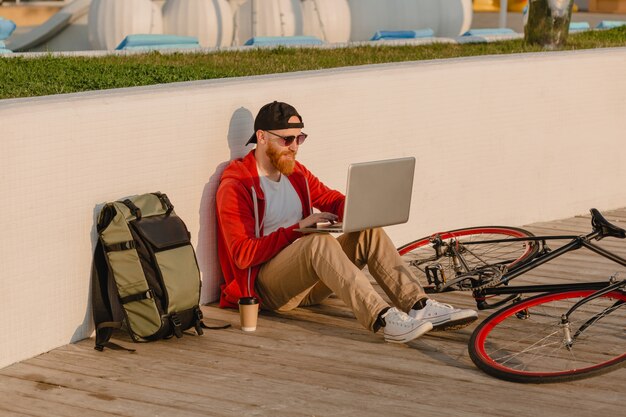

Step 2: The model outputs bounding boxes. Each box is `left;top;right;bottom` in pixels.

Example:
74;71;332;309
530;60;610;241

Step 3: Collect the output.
2;47;626;369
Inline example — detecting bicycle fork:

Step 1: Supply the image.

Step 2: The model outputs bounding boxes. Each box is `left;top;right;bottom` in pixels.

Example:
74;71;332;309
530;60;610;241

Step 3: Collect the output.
559;315;574;350
559;278;626;349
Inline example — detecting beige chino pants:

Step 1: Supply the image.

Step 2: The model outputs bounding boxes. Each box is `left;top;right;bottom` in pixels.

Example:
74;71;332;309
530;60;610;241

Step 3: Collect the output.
255;228;427;331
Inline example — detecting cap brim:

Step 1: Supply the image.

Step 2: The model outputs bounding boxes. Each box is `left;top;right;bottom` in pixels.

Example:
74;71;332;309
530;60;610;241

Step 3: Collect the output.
246;132;257;145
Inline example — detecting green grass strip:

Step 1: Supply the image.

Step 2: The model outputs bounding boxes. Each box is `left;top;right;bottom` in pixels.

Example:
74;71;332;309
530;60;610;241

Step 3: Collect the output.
1;27;625;99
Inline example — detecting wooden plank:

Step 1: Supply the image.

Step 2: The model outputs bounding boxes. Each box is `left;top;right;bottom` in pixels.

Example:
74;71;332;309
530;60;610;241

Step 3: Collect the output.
0;366;212;417
0;380;117;417
1;208;625;416
29;317;626;416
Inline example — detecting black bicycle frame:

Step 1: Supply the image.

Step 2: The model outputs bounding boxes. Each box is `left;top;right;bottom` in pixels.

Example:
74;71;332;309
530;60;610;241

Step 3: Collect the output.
466;230;626;308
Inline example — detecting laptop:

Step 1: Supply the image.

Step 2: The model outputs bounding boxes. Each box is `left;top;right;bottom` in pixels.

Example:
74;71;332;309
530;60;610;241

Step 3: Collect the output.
296;157;416;233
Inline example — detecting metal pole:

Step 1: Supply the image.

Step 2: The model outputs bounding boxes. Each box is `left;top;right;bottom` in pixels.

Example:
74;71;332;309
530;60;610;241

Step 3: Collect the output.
499;0;508;28
251;0;257;38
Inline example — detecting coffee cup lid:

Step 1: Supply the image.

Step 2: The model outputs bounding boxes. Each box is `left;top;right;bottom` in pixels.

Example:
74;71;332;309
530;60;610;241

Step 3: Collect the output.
239;297;259;305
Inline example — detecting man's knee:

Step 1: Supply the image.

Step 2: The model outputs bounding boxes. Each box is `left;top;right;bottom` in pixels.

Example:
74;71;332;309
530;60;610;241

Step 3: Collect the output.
368;227;386;239
354;227;388;244
300;233;343;257
302;232;339;248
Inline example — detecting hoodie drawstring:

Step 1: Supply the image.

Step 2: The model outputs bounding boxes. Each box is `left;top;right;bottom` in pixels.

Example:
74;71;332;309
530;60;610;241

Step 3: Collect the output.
247;186;261;297
304;178;313;217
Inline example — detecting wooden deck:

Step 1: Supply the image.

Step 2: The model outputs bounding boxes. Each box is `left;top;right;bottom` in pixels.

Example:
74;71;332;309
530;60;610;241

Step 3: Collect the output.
2;208;626;417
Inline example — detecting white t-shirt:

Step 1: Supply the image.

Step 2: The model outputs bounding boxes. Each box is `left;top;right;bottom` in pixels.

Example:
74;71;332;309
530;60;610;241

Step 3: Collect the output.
259;173;302;236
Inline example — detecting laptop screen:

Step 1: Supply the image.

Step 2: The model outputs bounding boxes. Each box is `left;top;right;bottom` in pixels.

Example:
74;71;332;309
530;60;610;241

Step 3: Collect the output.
342;157;415;233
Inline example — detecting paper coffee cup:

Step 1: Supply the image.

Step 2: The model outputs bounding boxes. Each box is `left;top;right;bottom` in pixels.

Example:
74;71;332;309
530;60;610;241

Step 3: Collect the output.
238;297;259;332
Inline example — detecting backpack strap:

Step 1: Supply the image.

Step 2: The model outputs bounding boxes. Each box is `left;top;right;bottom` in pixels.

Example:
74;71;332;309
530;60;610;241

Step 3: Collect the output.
92;240;134;352
195;307;231;331
122;199;142;220
153;192;174;216
169;313;184;338
200;321;232;330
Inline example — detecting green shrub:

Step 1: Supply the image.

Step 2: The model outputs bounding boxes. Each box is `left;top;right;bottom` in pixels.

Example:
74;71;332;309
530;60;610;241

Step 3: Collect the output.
1;27;625;99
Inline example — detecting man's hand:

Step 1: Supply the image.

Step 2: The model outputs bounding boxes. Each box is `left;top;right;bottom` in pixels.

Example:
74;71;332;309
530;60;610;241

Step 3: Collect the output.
298;212;339;229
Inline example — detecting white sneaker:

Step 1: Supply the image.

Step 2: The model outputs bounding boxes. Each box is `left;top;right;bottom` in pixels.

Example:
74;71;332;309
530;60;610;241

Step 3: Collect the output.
409;299;478;331
382;307;433;344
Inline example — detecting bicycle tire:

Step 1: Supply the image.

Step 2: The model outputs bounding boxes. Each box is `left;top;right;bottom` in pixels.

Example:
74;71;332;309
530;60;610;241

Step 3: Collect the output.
398;226;539;290
469;289;626;383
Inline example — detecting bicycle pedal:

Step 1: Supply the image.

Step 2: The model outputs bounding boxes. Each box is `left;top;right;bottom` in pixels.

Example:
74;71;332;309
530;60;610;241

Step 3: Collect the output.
515;309;530;320
425;264;445;287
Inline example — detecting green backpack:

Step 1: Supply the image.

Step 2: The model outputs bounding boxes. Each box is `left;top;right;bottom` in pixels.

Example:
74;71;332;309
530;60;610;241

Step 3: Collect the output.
92;192;214;351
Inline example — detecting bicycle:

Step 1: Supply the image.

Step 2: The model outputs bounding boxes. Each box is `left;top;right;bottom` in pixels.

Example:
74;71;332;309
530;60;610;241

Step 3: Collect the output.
397;208;626;383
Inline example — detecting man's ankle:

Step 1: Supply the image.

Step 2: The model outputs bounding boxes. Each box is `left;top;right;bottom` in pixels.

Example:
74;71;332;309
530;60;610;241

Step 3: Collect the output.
373;306;391;332
411;298;428;311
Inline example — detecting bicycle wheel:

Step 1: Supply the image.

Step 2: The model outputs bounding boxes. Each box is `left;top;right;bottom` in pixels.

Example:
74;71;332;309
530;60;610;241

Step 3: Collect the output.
398;227;539;290
469;289;626;383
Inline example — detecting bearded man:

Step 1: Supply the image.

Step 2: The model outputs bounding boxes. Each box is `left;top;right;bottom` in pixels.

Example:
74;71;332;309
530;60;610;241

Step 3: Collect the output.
215;101;476;344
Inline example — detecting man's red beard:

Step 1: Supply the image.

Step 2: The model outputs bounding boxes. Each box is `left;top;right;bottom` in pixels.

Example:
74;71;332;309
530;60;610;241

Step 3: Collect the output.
266;144;297;176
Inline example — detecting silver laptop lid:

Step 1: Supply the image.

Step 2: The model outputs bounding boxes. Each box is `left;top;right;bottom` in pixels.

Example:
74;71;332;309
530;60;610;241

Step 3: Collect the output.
342;157;416;233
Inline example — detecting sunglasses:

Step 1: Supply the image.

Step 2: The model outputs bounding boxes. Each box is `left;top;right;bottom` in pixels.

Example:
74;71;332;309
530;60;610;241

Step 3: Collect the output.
266;130;308;146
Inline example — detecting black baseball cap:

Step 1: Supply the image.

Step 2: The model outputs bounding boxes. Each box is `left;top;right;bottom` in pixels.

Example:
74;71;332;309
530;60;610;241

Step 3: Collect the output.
246;101;304;145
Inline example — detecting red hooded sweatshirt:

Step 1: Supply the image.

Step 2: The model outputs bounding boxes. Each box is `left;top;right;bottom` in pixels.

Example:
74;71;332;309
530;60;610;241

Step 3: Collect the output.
216;150;345;308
